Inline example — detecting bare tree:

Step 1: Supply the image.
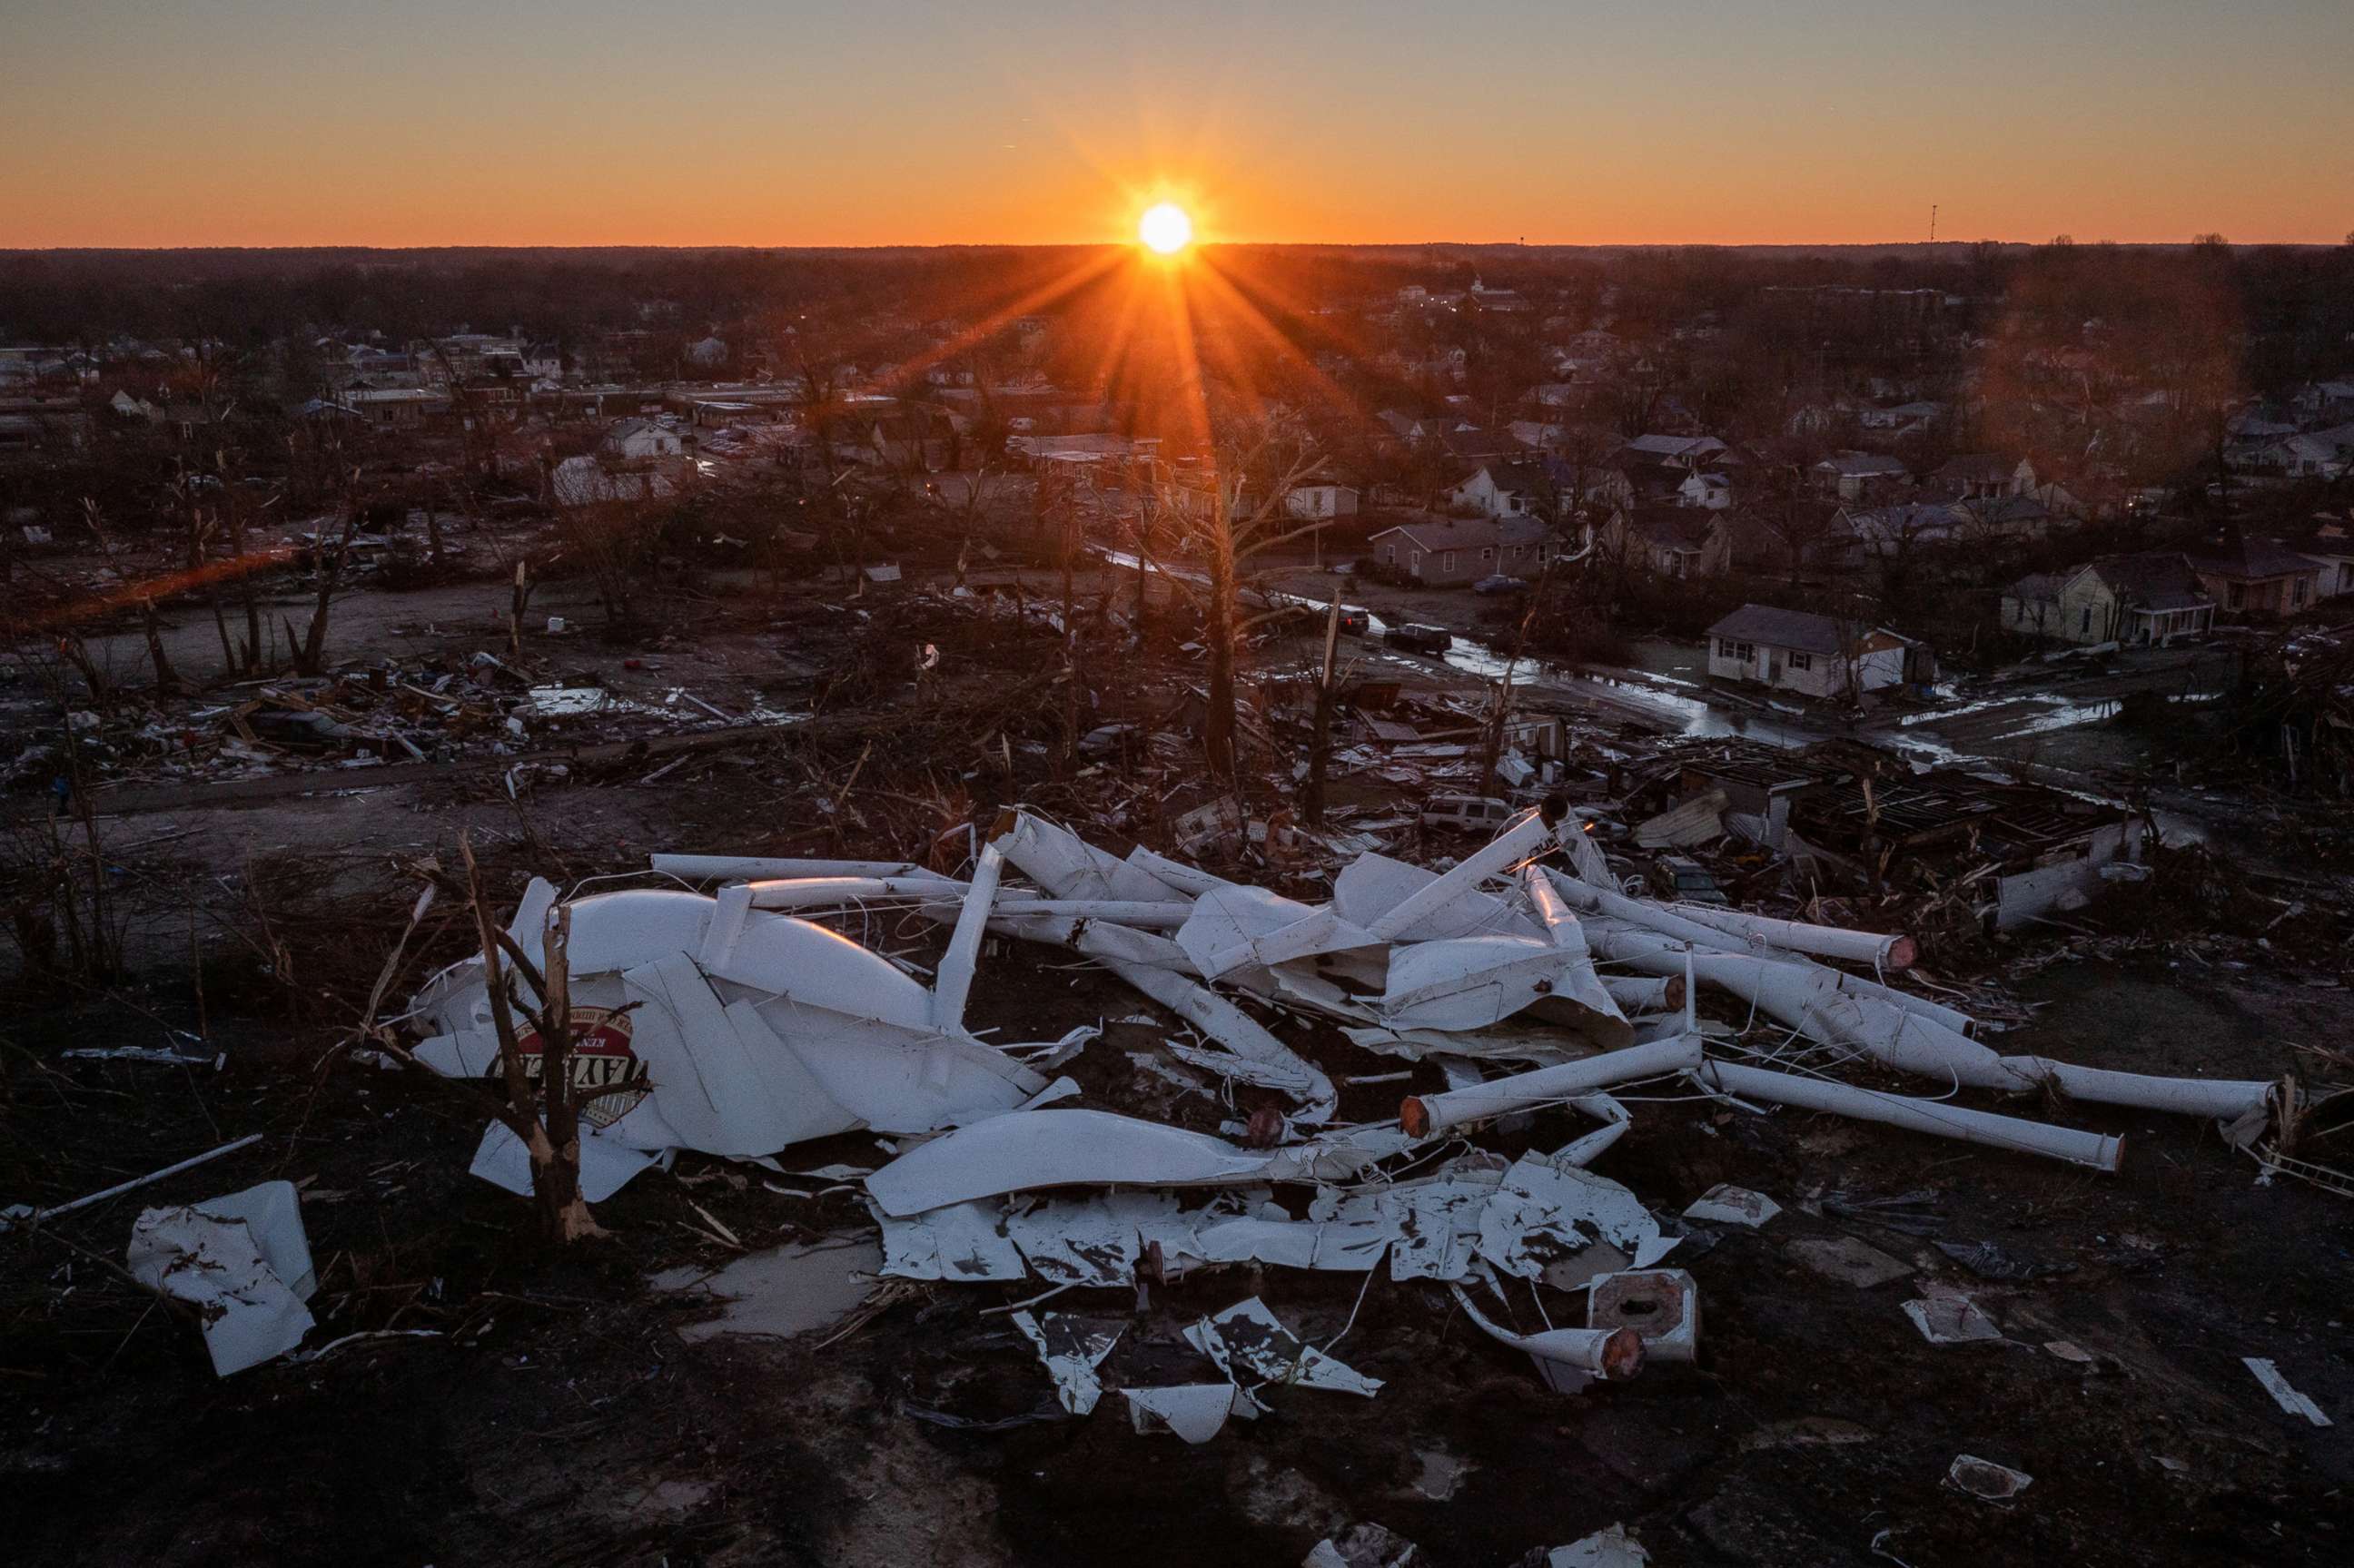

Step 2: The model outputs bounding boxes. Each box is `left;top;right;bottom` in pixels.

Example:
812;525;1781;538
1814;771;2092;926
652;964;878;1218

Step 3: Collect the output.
1148;422;1330;784
82;498;180;695
454;838;603;1242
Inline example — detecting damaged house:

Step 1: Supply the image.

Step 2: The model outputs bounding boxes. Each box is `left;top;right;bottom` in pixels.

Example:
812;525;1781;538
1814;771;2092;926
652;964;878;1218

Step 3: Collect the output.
1790;769;2145;930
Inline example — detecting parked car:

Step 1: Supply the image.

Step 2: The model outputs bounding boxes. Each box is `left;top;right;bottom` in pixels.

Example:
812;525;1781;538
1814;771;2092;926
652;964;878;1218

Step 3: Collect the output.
1337;607;1370;636
1647;854;1729;906
1473;574;1529;596
1384;622;1453;656
1420;794;1518;834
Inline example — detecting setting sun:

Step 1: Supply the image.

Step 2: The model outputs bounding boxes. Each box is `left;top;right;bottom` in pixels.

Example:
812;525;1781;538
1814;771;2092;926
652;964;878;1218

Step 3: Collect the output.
1137;202;1192;254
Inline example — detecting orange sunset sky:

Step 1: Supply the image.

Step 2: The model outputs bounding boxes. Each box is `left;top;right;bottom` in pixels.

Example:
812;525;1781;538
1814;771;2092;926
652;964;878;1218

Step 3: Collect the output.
3;0;2349;249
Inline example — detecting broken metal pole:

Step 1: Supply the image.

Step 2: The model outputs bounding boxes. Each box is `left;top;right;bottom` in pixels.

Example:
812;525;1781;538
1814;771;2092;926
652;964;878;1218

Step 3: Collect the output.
997;814;1337;1119
1448;1284;1647;1390
4;1132;266;1231
1544;871;1975;1035
1994;1057;2273;1122
1400;1035;1706;1139
931;841;1004;1032
1365;804;1561;942
1654;902;1916;971
651;853;961;884
1692;1060;2124;1172
1600;974;1684;1014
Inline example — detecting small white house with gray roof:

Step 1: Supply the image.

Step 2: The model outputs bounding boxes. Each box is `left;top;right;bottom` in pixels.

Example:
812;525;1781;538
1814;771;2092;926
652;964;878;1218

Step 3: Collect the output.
1706;603;1913;699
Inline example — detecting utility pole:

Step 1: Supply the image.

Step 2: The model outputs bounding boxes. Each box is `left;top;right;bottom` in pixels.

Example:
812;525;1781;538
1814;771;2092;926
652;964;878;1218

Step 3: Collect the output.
1930;204;1938;243
1304;589;1343;826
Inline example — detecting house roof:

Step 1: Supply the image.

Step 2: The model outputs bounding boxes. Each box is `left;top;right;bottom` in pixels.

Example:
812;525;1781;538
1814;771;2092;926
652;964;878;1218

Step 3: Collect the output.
1369;516;1548;554
1932;453;2019;485
2188;537;2326;580
1621;506;1717;552
2007;572;2064;604
1443;426;1525;460
1962;494;2051;526
1815;452;1910;478
1707;603;1896;656
2083;551;2204;600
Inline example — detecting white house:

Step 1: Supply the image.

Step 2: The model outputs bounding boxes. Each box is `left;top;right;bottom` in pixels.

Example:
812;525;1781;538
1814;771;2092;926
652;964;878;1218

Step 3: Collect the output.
2271;425;2354;479
1706;604;1911;699
1281;481;1359;521
1812;452;1911;500
604;417;684;462
1677;471;1732;509
1448;458;1560;520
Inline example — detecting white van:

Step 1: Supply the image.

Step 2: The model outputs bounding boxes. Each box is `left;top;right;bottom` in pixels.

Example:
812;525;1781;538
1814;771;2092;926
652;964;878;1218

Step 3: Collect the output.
1419;794;1518;833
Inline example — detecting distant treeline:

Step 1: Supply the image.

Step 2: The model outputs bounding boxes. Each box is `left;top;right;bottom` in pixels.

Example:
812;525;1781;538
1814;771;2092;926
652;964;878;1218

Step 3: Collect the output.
4;241;2350;392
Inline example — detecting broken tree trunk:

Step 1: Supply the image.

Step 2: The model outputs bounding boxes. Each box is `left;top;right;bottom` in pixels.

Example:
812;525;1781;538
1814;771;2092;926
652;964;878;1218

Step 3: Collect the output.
461;837;602;1243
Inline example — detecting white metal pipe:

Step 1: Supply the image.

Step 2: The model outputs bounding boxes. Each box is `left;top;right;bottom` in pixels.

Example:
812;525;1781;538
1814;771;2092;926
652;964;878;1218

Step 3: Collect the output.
931;842;1003;1032
652;854;959;884
1693;1060;2123;1171
1998;1058;2272;1121
1366;807;1554;942
1400;1034;1705;1138
1659;902;1915;971
1123;846;1232;899
1545;871;1974;1034
1599;974;1682;1013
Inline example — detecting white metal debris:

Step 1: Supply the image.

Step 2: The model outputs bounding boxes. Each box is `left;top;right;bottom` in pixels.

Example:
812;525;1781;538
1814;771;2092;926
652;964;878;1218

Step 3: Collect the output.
1012;1311;1124;1415
1903;1287;2004;1345
1545;1524;1652;1568
1947;1454;2034;1500
1682;1184;1781;1228
125;1180;317;1376
1474;1153;1677;1278
1401;1036;1703;1139
1589;1269;1701;1362
1301;1522;1421;1568
1123;1383;1264;1442
1692;1060;2124;1171
1182;1296;1383;1396
2243;1356;2332;1425
1448;1283;1646;1394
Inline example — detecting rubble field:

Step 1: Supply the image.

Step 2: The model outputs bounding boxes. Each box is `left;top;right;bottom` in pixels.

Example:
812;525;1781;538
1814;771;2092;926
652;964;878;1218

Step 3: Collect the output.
6;564;2353;1568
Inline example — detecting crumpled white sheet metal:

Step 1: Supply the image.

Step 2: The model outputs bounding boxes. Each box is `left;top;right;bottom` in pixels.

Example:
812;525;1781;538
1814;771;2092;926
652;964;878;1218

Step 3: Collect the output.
1683;1184;1781;1228
1904;1287;2004;1345
1472;1152;1676;1279
1545;1524;1651;1567
1182;1296;1384;1396
865;1109;1284;1217
1012;1311;1124;1415
410;881;1053;1194
1123;1383;1265;1442
470;1119;664;1201
871;1198;1029;1281
126;1180;317;1376
1004;1191;1182;1287
997;814;1339;1120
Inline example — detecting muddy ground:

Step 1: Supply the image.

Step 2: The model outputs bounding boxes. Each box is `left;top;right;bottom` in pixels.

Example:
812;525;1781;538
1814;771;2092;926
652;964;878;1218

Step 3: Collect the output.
6;562;2352;1567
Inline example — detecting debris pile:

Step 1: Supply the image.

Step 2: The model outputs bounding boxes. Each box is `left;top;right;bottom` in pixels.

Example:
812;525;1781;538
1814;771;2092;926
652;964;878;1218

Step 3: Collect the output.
390;800;2299;1426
